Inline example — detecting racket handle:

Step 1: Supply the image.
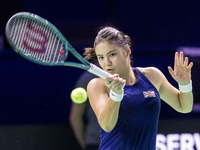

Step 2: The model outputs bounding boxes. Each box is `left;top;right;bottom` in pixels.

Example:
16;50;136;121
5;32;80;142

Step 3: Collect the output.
88;63;111;79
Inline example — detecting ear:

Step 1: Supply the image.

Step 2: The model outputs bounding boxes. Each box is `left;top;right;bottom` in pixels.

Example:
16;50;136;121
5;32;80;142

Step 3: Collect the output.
126;45;131;56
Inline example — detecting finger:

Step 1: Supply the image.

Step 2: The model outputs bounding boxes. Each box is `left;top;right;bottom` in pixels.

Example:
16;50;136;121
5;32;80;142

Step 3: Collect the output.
106;76;114;84
111;77;120;85
110;78;122;91
179;51;183;65
168;66;173;74
188;62;193;69
108;74;119;84
113;80;125;90
174;52;178;67
168;66;175;76
113;78;124;86
183;57;188;66
113;74;119;77
119;78;126;86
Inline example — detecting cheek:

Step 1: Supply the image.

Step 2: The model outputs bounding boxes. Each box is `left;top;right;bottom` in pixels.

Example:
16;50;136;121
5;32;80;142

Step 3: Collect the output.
115;57;126;66
98;60;104;69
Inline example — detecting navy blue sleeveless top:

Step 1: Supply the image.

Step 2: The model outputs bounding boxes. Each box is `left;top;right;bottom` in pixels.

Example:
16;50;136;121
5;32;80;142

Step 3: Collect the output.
99;67;161;150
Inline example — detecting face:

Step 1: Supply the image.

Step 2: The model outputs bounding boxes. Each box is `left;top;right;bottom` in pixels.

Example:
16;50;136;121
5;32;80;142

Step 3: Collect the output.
95;41;130;76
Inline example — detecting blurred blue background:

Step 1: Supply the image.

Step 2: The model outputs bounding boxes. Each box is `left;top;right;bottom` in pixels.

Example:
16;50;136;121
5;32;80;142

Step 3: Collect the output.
0;0;200;149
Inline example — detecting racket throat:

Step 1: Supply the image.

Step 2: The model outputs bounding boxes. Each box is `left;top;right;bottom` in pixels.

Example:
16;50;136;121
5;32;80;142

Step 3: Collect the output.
88;63;110;79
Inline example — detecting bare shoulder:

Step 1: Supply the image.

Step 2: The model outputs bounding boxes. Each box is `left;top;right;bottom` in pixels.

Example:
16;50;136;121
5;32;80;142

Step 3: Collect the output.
137;67;162;76
87;78;105;89
87;78;108;95
137;67;164;90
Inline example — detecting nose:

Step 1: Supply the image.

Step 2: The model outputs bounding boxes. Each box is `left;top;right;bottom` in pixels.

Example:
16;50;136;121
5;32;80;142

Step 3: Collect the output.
105;57;111;66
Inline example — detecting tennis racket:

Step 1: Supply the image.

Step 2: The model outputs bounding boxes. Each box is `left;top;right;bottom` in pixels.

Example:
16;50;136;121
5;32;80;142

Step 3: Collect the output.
5;12;111;79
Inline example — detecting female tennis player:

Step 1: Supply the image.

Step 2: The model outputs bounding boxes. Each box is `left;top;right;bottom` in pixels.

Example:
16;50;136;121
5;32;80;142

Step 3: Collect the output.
86;27;193;149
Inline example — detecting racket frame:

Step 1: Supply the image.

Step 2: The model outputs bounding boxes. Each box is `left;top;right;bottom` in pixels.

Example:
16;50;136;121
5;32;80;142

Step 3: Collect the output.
5;12;111;79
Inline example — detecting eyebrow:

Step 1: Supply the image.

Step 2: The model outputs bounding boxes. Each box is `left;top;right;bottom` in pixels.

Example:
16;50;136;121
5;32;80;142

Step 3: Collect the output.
97;50;117;56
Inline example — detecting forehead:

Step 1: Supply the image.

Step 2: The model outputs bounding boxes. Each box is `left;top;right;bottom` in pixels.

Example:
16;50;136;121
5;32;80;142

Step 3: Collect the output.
95;41;121;55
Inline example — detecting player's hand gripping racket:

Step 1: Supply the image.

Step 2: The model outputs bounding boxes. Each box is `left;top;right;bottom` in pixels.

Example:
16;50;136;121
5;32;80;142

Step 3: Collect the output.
5;12;111;79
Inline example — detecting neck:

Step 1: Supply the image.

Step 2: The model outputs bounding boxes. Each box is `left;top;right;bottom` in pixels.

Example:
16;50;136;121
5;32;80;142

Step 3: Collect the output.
121;67;136;85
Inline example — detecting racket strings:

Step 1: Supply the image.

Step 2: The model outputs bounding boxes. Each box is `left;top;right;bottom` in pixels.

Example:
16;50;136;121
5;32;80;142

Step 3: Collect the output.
8;16;66;63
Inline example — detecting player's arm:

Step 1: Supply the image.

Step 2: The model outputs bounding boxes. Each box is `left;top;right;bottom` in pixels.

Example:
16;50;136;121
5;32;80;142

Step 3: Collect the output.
87;75;125;132
159;52;193;113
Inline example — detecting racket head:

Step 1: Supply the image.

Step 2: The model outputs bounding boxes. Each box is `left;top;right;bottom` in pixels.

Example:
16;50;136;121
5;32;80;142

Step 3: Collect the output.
5;12;71;65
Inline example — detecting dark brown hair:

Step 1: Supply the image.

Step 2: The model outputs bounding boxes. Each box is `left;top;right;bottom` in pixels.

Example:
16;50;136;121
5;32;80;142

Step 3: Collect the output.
94;26;131;49
84;26;132;62
83;47;97;63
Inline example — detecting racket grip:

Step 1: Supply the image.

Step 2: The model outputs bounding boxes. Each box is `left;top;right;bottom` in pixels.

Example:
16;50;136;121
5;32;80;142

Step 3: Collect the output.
88;63;111;79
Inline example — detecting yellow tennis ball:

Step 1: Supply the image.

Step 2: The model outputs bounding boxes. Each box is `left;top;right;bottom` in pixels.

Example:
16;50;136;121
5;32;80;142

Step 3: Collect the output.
70;87;88;104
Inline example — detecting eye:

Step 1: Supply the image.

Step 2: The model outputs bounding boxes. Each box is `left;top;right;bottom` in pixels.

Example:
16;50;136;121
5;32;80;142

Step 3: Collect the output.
98;56;103;60
110;53;116;57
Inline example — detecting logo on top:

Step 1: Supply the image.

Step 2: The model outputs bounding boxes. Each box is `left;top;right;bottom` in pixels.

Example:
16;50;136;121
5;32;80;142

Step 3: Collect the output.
143;91;156;98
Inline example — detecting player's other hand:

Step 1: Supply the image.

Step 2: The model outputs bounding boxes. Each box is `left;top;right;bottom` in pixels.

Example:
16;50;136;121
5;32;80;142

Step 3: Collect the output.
168;51;193;85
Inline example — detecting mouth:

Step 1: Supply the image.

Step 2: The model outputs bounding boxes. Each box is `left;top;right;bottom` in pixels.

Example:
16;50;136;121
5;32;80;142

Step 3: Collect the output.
107;69;114;73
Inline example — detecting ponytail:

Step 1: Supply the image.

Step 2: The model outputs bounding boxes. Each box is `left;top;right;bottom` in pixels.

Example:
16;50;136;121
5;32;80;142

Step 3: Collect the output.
83;47;97;63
